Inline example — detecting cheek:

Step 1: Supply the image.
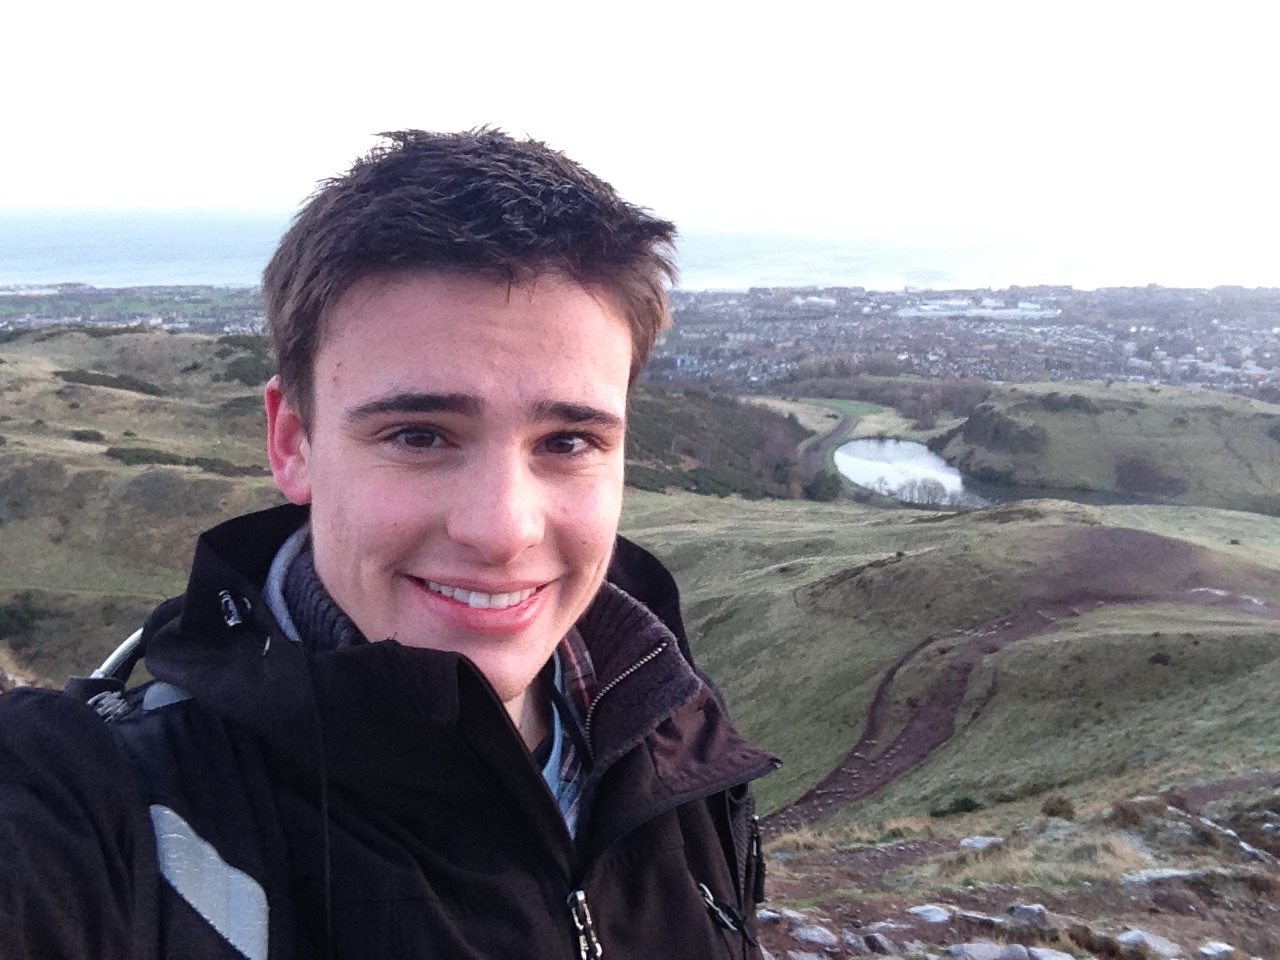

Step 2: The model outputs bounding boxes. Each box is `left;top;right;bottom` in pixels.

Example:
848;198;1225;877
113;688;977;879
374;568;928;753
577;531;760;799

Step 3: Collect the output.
561;483;623;570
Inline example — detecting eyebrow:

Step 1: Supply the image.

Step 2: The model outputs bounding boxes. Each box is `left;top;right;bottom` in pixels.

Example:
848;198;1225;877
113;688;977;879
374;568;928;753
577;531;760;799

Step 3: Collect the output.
344;392;624;430
532;400;625;430
344;392;482;422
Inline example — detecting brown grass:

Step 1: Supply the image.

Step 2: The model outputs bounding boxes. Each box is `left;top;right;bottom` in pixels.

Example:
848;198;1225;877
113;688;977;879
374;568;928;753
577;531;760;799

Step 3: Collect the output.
765;820;881;855
904;828;1150;889
0;646;45;690
881;815;937;840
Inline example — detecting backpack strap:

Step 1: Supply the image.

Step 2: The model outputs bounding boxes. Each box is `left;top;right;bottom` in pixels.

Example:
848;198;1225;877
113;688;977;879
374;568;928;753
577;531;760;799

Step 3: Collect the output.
66;629;293;960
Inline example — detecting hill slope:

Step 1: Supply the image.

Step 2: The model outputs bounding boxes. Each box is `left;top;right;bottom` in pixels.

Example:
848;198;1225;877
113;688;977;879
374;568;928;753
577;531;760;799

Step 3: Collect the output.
0;329;808;679
932;380;1280;514
622;493;1280;821
4;329;1279;837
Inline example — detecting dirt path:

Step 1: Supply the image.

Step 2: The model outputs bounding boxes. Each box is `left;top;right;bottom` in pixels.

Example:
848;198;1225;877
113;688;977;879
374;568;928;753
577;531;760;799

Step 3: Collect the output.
802;414;856;476
764;584;1280;835
801;413;871;503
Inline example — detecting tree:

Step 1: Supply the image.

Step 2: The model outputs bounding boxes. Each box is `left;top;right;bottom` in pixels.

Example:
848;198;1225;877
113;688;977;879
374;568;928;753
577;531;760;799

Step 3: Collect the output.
804;469;843;502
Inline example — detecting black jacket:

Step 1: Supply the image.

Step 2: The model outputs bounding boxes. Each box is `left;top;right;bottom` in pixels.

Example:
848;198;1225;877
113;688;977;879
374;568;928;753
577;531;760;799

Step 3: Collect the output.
0;505;778;959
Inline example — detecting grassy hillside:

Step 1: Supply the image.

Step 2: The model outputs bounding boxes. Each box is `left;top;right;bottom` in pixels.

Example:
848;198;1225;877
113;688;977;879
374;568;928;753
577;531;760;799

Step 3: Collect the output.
933;380;1280;514
4;329;1278;839
625;385;812;497
622;493;1280;819
0;329;810;679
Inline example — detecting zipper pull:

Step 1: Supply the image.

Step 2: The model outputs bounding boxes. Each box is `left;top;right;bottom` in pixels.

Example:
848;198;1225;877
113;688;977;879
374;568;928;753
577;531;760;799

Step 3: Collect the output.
699;881;736;929
699;882;758;947
750;814;766;905
567;889;603;959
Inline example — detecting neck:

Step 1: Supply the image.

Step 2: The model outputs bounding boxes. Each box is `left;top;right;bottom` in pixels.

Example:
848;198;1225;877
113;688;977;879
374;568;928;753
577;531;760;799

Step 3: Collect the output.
506;684;550;752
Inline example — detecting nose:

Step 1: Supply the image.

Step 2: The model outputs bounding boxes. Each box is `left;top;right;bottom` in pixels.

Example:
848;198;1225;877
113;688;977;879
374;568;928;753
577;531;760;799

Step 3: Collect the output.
445;448;545;564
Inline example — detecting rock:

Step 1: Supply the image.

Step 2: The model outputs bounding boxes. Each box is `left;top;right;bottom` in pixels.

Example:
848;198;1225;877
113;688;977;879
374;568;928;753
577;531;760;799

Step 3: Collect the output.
792;924;839;948
865;933;899;954
761;950;777;960
998;947;1029;960
1028;951;1075;960
1116;928;1183;958
908;904;952;923
957;910;1004;928
1005;903;1048;927
842;932;872;954
960;835;1004;851
779;908;809;923
1119;867;1198;884
866;921;909;932
786;953;825;960
756;908;782;923
1240;841;1270;861
1039;816;1075;842
1197;943;1241;959
948;944;1006;960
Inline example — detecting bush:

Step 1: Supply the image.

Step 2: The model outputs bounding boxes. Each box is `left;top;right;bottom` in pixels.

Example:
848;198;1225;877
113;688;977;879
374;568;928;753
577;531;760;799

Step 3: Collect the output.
104;446;186;467
55;369;164;396
1105;799;1146;828
70;429;105;443
214;335;275;387
0;592;45;643
103;446;269;476
930;795;984;817
218;353;275;387
216;395;263;418
804;469;843;502
624;464;676;492
1040;794;1076;820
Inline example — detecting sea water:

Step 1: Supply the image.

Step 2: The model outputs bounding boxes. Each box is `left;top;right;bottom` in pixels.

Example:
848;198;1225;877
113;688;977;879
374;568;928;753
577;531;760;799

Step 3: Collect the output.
1;211;1081;292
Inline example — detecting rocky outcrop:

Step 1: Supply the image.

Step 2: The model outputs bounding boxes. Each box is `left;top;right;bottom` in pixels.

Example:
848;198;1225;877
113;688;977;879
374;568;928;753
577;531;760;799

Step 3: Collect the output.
934;381;1280;513
960;405;1047;455
758;896;1263;960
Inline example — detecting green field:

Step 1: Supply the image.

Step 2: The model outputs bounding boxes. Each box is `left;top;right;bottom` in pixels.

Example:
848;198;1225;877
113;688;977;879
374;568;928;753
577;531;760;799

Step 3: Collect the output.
5;330;1280;838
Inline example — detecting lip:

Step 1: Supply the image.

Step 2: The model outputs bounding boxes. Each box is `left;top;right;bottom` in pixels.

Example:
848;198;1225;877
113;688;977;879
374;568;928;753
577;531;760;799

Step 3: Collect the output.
405;574;549;634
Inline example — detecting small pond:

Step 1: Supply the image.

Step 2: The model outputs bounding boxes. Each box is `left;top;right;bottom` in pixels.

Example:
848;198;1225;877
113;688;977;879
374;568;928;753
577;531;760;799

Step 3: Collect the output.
833;438;992;507
833;438;1160;508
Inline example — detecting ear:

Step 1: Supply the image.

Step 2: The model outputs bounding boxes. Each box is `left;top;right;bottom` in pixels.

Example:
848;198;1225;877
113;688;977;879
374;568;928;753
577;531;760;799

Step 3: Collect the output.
264;376;313;504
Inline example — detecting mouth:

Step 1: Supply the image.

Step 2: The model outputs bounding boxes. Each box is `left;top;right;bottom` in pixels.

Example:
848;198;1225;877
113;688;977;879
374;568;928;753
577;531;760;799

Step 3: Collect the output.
420;579;539;611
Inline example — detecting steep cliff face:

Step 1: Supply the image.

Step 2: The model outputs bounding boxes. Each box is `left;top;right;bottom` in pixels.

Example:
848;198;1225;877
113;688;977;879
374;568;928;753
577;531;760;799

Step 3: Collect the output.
960;404;1048;455
935;381;1280;514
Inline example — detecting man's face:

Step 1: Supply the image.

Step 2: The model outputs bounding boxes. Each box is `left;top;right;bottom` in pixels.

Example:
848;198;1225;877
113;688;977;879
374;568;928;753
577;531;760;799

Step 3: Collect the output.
265;272;631;709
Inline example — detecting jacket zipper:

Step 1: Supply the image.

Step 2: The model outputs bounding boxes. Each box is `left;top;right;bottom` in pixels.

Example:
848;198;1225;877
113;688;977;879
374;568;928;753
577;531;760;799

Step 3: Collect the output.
567;888;604;959
582;641;667;749
750;814;766;905
566;644;667;958
571;639;777;957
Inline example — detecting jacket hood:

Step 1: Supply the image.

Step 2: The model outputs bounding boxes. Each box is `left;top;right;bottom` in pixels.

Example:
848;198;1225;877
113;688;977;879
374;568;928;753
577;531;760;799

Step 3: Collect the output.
143;504;777;817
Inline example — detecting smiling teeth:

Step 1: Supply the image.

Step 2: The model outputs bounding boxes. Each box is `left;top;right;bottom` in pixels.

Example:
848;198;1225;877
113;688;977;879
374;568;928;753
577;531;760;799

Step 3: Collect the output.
425;581;536;610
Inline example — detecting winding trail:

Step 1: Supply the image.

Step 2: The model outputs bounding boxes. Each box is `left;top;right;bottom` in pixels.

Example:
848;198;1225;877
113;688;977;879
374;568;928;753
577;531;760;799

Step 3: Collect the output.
763;583;1280;836
801;413;869;502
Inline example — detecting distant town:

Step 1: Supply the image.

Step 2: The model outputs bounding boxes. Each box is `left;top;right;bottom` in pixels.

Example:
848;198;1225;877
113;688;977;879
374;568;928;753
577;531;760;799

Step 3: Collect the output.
657;285;1280;400
5;282;1280;400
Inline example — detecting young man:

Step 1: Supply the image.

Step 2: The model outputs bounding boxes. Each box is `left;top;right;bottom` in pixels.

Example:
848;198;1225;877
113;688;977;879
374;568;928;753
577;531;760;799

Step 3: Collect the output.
0;130;777;959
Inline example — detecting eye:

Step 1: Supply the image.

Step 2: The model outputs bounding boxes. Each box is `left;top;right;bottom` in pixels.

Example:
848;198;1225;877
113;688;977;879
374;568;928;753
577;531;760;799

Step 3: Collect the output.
388;426;445;450
541;433;592;456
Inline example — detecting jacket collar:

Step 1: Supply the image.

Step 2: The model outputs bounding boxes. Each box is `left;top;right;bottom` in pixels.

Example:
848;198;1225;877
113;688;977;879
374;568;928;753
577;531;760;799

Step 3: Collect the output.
145;504;775;814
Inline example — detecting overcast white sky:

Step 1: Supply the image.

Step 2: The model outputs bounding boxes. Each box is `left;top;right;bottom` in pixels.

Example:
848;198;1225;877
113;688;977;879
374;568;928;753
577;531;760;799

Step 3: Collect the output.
3;1;1277;285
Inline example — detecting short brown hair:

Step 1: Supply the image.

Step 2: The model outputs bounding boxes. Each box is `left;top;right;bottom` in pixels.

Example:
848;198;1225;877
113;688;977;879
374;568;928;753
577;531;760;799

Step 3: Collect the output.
263;129;677;426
